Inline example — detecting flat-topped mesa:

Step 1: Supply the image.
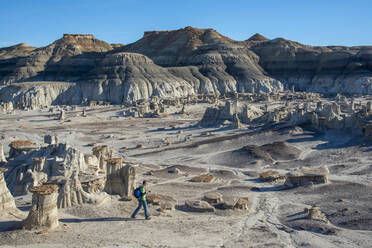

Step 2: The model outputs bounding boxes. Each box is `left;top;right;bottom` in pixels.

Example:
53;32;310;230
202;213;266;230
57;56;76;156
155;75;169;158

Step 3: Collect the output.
284;167;329;188
143;26;214;37
62;34;95;39
105;158;137;197
23;184;59;230
56;34;112;52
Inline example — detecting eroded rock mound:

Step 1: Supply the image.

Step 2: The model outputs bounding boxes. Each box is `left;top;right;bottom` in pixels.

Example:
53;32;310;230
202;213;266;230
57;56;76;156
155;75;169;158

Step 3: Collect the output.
200;100;264;127
0;27;372;108
2;137;112;209
251;37;372;95
204;192;223;204
57;172;107;208
243;142;301;163
190;174;215;183
147;193;177;210
0;43;36;59
284;167;329;187
0;34;112;84
185;200;215;212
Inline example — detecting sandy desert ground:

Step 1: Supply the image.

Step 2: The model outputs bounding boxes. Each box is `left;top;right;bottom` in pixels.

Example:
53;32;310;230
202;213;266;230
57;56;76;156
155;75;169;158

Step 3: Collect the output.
1;103;372;248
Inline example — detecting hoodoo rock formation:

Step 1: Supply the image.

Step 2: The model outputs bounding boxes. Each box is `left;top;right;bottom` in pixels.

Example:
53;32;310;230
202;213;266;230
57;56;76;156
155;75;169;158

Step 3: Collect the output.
105;158;137;198
2;137;111;209
57;172;107;208
23;184;59;230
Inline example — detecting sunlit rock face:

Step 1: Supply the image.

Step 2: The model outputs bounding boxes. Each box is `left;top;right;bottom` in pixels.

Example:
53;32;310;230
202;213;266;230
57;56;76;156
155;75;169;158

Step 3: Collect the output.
251;38;372;94
0;27;371;108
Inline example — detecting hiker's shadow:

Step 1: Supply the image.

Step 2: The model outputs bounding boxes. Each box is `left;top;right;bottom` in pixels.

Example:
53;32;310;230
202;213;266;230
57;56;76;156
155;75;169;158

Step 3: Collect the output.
59;217;133;223
0;220;23;232
251;185;287;192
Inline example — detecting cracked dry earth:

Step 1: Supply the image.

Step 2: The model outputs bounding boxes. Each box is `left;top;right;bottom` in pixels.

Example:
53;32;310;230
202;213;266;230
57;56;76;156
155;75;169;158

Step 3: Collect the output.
1;104;372;247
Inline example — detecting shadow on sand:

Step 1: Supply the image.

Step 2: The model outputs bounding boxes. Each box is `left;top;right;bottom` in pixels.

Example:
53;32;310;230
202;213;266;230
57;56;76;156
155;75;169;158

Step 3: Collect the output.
0;220;23;232
59;217;133;223
251;185;287;192
286;130;365;150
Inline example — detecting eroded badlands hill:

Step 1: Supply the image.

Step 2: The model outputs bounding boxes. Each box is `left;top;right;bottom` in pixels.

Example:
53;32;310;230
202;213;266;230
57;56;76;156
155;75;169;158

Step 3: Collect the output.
0;26;371;107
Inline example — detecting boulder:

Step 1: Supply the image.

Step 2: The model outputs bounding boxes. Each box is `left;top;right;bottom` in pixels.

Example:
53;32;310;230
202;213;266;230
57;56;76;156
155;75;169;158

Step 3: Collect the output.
147;193;177;210
191;174;215;183
168;167;181;174
234;197;249;210
305;205;327;222
222;196;249;210
185;200;215;212
204;192;223;204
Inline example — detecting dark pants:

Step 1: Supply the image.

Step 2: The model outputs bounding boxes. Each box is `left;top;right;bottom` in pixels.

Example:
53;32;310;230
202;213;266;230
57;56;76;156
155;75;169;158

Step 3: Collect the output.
131;200;149;219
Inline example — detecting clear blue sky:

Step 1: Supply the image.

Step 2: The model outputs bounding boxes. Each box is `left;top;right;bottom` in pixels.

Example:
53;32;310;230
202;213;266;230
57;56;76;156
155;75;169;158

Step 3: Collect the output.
0;0;371;48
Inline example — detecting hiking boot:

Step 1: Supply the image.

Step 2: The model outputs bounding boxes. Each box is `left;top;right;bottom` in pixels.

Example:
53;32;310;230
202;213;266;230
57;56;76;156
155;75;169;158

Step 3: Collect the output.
131;215;136;219
146;217;151;220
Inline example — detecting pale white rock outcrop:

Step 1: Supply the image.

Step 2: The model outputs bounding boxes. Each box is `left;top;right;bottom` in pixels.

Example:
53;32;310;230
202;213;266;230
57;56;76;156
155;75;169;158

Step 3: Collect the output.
0;168;25;218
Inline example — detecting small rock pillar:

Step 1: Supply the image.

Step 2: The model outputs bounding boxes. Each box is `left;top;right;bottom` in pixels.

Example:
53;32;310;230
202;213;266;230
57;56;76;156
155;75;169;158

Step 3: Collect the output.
44;135;58;145
23;184;59;230
0;143;6;163
0;168;17;211
105;158;137;197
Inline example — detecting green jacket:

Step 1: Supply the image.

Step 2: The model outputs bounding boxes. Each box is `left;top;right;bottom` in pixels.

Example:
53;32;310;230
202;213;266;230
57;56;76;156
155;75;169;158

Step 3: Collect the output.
139;185;146;201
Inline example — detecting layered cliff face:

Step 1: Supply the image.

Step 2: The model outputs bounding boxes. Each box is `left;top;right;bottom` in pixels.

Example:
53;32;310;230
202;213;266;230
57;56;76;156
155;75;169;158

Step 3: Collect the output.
121;27;283;94
0;27;371;108
250;38;372;94
82;52;196;102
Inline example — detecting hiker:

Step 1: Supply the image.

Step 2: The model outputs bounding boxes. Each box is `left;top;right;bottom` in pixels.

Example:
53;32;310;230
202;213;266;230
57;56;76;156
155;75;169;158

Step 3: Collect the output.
131;180;151;220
